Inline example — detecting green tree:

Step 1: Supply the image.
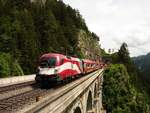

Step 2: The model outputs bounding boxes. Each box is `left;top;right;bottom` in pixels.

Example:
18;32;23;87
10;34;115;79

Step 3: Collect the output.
0;52;23;77
16;9;39;74
103;64;150;113
118;42;131;64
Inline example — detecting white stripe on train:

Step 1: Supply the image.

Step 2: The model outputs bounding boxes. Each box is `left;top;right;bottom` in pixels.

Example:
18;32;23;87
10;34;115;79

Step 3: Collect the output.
38;62;81;75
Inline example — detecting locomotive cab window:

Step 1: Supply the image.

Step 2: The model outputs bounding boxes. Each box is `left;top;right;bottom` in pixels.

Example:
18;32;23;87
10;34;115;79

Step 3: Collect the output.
40;57;56;68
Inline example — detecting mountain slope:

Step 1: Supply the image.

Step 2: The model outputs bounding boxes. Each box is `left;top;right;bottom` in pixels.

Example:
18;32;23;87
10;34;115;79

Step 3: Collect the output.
103;64;150;113
133;52;150;78
0;0;101;77
103;44;150;113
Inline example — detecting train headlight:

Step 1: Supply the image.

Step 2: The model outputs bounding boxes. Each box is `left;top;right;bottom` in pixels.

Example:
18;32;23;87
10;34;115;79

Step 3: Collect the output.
54;69;58;74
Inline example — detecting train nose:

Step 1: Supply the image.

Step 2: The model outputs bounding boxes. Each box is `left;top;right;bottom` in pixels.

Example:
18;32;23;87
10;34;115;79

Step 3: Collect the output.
38;68;56;75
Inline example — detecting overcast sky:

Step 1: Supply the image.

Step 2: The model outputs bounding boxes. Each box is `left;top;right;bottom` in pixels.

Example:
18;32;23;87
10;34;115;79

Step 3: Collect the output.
63;0;150;57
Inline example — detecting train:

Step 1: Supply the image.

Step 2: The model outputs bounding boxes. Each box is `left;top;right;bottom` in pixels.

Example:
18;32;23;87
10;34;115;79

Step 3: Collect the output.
35;53;103;86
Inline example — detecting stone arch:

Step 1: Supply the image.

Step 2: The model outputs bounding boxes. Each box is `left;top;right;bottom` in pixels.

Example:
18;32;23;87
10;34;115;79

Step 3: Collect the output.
74;107;82;113
86;91;93;112
69;99;84;113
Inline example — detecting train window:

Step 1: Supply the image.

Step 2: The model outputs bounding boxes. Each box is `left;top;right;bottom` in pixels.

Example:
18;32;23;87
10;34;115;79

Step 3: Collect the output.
47;57;56;67
61;59;64;64
40;57;56;68
40;60;48;68
79;62;83;69
87;64;89;67
66;56;71;59
86;64;88;67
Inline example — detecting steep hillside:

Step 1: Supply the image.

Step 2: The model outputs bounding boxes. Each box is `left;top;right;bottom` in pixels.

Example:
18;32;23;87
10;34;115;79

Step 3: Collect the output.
103;64;150;113
133;52;150;77
0;0;101;77
102;43;150;113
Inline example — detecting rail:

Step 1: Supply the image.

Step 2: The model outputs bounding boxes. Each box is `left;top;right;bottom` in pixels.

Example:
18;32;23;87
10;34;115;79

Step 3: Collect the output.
0;81;35;94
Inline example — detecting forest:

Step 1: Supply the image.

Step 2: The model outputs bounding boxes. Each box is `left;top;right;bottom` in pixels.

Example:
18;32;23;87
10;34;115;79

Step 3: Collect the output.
132;53;150;94
0;0;101;77
102;43;150;113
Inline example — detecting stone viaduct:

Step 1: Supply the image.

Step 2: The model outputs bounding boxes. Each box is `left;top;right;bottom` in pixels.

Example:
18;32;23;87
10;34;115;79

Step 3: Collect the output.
66;71;104;113
22;70;105;113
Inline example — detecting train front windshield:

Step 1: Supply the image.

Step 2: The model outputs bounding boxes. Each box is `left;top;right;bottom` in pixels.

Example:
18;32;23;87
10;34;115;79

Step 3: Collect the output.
40;57;56;68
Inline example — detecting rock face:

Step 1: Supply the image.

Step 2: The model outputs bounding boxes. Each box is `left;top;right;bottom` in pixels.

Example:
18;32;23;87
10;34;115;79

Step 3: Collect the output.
77;30;101;60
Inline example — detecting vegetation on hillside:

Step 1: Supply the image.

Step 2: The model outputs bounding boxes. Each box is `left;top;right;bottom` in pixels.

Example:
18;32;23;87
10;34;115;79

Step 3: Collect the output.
0;0;101;77
102;43;150;113
133;53;150;94
103;64;150;113
0;52;23;77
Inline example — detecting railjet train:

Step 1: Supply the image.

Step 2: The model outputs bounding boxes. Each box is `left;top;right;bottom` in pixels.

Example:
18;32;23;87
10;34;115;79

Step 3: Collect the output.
35;53;103;86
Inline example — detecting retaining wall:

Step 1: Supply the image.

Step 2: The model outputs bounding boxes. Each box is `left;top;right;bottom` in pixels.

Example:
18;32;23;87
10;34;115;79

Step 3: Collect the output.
0;75;36;87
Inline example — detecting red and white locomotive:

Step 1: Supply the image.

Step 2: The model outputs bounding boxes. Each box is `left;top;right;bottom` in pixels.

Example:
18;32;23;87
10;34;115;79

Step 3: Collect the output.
35;53;101;85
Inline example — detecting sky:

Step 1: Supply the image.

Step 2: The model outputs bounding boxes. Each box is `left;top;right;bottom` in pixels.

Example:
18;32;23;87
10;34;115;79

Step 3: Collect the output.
63;0;150;57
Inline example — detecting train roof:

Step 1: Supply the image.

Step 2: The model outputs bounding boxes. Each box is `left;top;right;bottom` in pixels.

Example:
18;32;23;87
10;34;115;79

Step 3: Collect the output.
40;53;97;63
40;53;65;58
40;53;81;62
82;59;96;64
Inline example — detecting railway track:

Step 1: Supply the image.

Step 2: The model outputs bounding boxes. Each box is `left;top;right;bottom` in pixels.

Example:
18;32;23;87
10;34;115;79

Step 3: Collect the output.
0;88;52;113
0;70;101;113
0;81;37;113
0;81;36;101
0;81;35;94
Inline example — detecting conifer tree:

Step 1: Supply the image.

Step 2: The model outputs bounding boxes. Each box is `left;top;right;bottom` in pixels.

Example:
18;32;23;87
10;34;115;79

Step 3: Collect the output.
118;42;130;64
0;0;101;76
16;9;39;74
